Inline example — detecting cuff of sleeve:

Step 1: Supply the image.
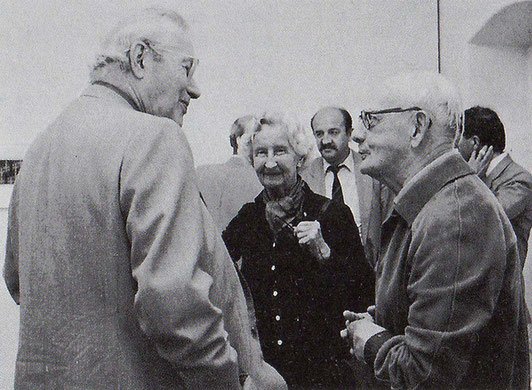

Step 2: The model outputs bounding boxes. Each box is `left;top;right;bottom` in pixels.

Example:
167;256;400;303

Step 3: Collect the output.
363;329;393;368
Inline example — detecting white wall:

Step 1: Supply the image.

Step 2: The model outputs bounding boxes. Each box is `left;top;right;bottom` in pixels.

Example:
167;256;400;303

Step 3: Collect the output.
0;187;18;389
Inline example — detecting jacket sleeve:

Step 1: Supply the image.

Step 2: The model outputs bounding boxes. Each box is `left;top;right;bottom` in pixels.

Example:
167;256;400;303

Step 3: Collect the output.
491;172;532;221
369;181;509;388
3;181;20;304
119;120;239;389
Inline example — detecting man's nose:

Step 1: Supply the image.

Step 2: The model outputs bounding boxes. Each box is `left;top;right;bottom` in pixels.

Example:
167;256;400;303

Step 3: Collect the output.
351;125;366;144
187;78;201;99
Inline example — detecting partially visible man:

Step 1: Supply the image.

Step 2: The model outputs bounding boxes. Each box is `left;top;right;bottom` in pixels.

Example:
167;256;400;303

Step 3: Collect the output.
3;8;284;390
457;106;532;267
196;115;263;231
301;107;392;267
342;72;529;389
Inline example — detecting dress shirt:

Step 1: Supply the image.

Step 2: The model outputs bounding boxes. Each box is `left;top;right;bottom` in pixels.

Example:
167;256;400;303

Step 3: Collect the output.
323;152;361;230
486;151;508;176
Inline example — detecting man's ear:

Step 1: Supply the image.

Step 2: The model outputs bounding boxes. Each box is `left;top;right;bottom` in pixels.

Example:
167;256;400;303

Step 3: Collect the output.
410;111;430;148
129;41;148;79
471;135;481;149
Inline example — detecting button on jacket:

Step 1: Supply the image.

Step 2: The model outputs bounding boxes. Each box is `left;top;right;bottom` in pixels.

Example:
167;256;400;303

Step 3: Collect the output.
223;181;375;387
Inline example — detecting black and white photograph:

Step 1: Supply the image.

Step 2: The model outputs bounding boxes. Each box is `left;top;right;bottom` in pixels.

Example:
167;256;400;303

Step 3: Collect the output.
1;1;531;389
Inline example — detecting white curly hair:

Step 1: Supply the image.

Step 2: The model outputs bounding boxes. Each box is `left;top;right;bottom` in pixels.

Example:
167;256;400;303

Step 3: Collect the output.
239;112;314;169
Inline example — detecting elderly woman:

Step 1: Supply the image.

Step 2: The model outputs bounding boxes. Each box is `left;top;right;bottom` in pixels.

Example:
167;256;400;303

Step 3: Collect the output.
222;113;375;388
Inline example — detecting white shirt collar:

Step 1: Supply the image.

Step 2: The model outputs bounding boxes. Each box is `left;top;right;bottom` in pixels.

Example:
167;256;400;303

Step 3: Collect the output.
322;150;355;174
486;152;507;176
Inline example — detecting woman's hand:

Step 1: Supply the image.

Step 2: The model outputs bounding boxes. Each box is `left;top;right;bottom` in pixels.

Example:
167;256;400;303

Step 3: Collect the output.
294;220;331;262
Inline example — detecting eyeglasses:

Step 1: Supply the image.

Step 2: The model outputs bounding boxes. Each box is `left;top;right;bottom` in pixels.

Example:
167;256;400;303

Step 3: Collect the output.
359;107;421;130
144;41;199;81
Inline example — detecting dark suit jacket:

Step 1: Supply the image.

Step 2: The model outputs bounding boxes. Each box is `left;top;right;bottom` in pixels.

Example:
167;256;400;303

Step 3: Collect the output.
2;84;258;389
300;150;393;268
196;156;262;231
485;154;532;268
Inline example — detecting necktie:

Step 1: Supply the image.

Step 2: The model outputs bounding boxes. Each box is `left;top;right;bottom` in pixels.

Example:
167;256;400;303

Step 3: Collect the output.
327;165;345;204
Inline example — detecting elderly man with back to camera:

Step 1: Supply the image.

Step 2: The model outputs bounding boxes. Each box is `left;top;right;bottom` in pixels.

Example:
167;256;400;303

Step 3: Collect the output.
222;112;375;388
4;7;285;390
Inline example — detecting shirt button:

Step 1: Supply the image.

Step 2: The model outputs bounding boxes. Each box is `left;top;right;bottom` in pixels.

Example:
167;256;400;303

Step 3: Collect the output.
271;265;276;271
275;315;281;321
273;290;278;297
277;339;283;346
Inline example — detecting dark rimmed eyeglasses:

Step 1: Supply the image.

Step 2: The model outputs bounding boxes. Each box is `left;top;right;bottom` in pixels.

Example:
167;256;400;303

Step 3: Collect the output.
359;107;421;130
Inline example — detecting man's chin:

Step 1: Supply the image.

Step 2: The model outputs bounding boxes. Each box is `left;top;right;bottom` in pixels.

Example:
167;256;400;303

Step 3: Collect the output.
359;161;378;178
321;151;339;164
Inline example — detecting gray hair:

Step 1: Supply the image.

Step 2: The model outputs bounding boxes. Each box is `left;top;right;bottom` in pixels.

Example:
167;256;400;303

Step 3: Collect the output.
239;112;313;168
229;115;260;155
90;8;189;78
380;71;463;142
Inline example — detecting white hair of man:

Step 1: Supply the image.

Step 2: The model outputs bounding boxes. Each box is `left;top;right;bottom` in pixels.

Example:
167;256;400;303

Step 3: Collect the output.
240;112;314;168
90;8;189;79
379;71;463;143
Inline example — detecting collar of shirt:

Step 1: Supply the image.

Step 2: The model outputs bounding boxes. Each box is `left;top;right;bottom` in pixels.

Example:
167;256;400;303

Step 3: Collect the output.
486;152;508;177
322;150;355;175
321;150;361;228
393;150;474;226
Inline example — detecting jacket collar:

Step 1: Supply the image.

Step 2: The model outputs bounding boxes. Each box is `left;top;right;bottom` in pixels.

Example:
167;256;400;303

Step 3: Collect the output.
486;153;513;187
393;149;474;226
81;82;144;113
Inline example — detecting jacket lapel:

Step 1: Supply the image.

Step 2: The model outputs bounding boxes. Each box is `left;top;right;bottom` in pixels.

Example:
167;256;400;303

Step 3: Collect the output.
486;154;512;189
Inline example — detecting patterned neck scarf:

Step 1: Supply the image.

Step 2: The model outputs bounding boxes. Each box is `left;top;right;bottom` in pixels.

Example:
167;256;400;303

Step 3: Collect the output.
262;176;305;234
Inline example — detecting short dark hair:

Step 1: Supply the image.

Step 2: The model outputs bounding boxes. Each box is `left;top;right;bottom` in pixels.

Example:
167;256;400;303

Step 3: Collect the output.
464;106;505;153
310;107;352;134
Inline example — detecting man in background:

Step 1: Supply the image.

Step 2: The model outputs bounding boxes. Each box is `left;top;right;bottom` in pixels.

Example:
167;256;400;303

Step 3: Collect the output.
457;106;532;268
196;115;262;231
301;106;391;267
3;8;284;389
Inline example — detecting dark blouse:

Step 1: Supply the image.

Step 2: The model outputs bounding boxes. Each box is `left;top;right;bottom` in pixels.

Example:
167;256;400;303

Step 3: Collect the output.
223;181;375;387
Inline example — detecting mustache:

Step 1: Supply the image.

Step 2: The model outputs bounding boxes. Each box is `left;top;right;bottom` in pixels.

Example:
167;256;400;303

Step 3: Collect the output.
258;167;283;175
319;143;337;151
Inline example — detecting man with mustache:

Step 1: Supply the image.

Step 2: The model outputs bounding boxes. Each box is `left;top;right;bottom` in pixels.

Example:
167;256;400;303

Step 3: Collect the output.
301;107;392;267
